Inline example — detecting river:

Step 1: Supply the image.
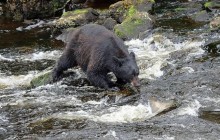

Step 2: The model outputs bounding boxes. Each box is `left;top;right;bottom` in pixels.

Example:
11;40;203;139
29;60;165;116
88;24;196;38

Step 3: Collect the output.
0;1;220;140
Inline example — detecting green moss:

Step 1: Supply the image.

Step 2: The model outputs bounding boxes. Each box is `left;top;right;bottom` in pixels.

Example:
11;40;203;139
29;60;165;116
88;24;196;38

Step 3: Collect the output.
62;9;88;17
73;9;88;14
128;6;137;17
148;0;155;3
204;2;213;8
175;8;187;11
114;16;144;39
114;27;127;39
30;71;52;88
136;0;155;4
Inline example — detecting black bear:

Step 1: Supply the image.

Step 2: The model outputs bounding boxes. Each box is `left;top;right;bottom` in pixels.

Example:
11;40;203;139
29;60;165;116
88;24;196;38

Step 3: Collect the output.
53;24;140;90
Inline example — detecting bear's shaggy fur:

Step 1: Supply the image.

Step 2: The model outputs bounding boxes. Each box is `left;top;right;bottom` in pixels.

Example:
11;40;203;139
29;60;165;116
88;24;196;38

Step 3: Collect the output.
53;24;140;90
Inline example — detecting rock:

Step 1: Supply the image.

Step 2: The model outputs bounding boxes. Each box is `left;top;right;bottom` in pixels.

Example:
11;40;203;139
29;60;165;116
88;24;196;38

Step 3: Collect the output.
109;0;155;40
109;1;127;23
114;6;154;40
103;18;117;30
4;0;67;21
30;70;53;88
174;2;203;16
55;8;99;29
190;10;212;22
210;16;220;30
0;5;3;16
148;97;177;114
56;28;76;43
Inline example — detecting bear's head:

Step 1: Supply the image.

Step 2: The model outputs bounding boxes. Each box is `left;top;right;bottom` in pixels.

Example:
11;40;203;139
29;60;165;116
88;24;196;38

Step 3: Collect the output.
113;52;140;87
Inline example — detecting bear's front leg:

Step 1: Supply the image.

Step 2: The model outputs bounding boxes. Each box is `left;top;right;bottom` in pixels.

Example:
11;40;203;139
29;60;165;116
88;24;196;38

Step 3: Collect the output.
87;71;118;91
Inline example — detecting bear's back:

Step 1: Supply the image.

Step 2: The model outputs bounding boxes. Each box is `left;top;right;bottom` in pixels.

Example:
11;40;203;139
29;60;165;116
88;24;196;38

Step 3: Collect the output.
77;24;128;54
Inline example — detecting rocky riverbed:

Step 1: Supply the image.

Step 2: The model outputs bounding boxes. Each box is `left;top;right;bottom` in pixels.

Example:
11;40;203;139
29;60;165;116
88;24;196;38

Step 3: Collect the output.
0;0;220;139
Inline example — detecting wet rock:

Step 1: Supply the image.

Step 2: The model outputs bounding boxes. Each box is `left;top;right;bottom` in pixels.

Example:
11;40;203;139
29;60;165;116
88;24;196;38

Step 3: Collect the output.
174;2;203;16
103;18;117;30
56;27;76;43
109;1;126;23
30;70;53;88
148;97;177;115
4;0;67;21
202;40;220;57
28;117;86;134
199;107;220;124
190;10;211;22
210;16;220;30
55;8;99;29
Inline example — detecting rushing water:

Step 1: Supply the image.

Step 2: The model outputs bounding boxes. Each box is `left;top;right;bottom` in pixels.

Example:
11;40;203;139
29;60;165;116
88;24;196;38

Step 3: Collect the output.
1;3;220;140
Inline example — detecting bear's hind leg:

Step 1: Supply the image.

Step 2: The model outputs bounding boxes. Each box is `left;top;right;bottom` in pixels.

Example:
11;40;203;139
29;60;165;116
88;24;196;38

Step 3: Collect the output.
52;50;77;82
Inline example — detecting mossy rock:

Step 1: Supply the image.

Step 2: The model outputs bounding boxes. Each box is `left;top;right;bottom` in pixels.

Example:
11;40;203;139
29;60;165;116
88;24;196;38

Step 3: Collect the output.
114;6;154;40
55;8;99;29
30;70;53;88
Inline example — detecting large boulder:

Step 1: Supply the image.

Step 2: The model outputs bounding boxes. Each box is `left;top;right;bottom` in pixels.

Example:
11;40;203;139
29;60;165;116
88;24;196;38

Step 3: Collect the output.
55;8;99;29
4;0;68;21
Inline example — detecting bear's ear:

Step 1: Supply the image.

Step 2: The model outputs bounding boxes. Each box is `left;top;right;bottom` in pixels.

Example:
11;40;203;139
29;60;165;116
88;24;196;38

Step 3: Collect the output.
113;56;124;67
130;52;136;59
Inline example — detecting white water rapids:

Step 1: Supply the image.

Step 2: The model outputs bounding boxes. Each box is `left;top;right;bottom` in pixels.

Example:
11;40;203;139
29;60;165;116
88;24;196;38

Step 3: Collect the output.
0;33;207;123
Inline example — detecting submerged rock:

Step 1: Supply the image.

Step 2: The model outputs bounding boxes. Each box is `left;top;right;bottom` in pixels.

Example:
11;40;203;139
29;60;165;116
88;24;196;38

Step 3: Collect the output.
28;116;86;134
30;70;53;88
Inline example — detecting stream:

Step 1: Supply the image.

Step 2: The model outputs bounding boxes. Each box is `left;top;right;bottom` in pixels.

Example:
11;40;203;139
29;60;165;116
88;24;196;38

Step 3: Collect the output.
0;1;220;140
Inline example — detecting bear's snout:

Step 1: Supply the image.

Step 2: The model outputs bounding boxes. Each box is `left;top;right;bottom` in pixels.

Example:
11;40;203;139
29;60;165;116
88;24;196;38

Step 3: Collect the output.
131;76;140;87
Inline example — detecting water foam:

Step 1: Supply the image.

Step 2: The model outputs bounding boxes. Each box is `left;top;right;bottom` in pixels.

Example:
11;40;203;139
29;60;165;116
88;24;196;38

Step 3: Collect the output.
20;50;62;61
177;100;202;116
0;54;14;61
125;34;205;79
0;72;37;89
93;104;152;123
0;50;62;62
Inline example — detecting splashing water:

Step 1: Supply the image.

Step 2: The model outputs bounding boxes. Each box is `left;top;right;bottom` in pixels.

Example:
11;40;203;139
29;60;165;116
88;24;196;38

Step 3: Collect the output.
126;34;205;79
